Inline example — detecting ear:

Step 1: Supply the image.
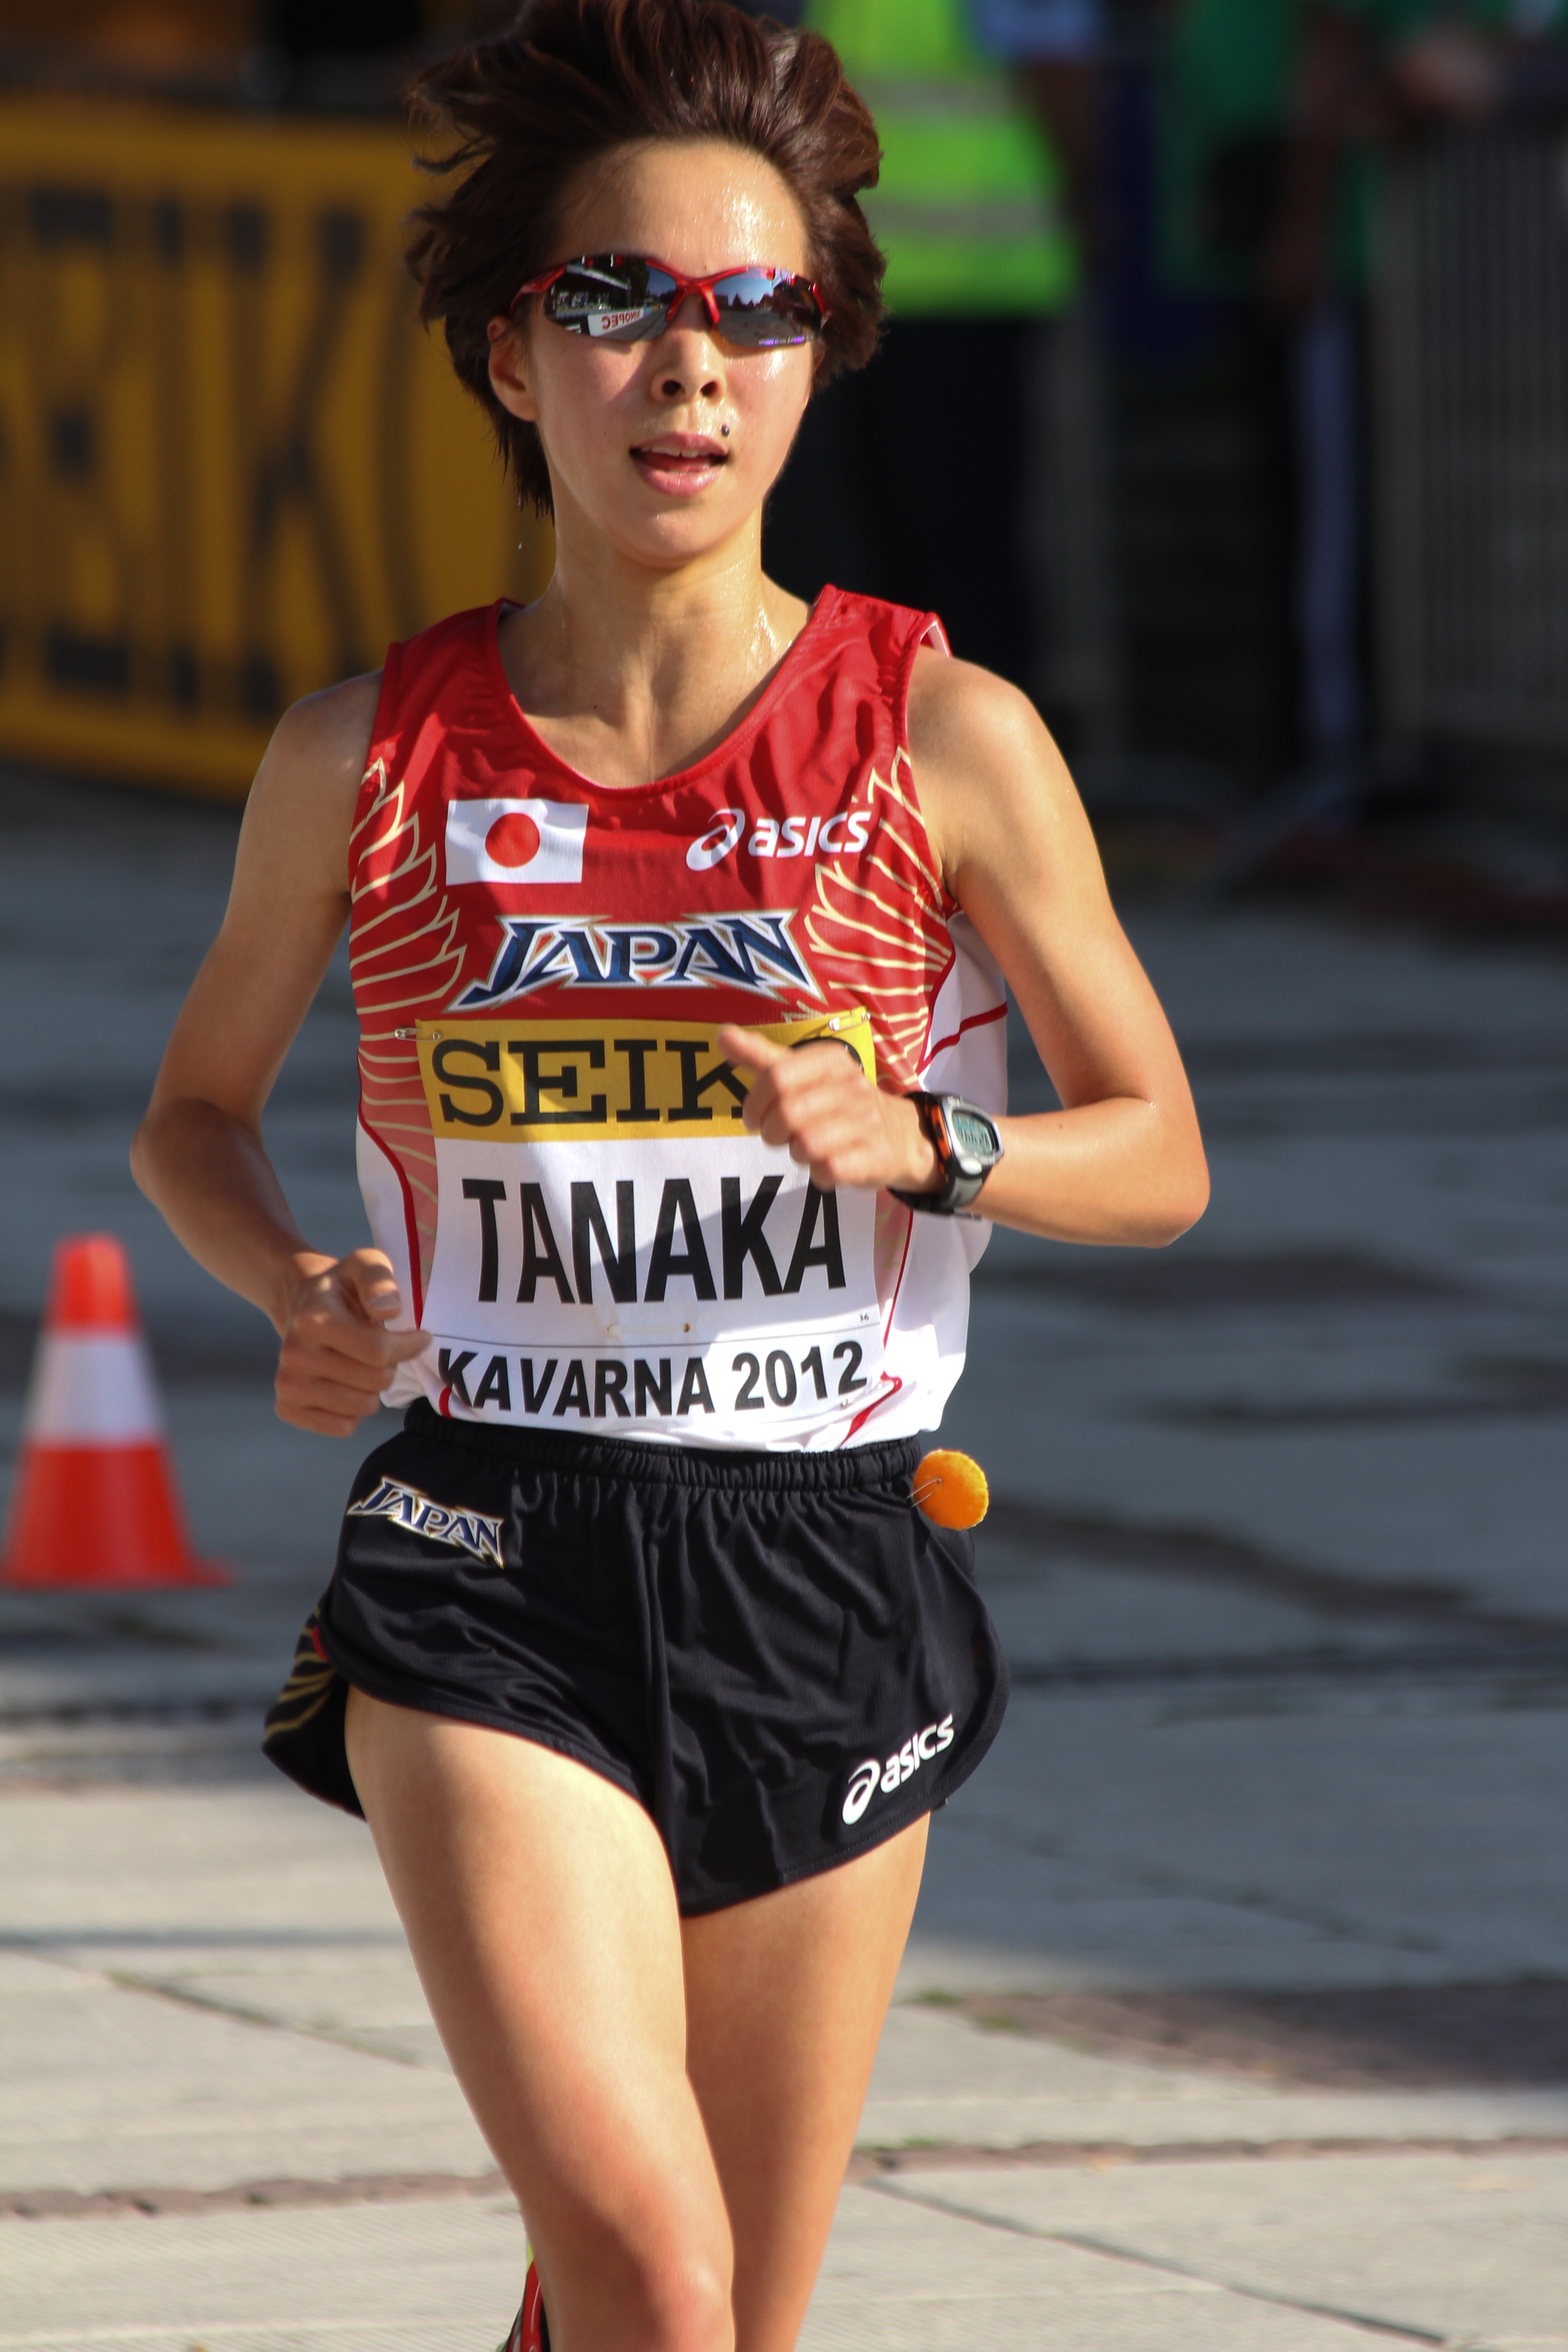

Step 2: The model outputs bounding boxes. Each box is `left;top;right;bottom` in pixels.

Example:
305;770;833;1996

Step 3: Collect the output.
487;318;539;425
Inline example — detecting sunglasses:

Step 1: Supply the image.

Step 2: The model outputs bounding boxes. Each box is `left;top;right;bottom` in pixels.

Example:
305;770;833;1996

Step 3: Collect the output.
510;252;828;349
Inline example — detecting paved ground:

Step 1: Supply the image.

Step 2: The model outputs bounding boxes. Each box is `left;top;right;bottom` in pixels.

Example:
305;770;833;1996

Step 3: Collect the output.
2;767;1566;2350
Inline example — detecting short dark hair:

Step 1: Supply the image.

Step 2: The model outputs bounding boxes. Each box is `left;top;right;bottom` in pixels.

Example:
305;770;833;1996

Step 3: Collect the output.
406;0;884;519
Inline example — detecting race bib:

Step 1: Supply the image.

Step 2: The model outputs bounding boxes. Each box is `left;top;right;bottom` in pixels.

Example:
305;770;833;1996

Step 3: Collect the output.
413;1010;885;1443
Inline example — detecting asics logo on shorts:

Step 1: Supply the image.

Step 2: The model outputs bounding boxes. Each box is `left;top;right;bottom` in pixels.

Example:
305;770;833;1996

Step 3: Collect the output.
841;1714;955;1825
347;1476;504;1569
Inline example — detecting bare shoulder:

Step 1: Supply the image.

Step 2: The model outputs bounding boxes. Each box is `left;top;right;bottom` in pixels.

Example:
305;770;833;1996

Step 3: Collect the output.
907;646;1044;768
236;671;382;898
265;670;382;777
904;647;1089;887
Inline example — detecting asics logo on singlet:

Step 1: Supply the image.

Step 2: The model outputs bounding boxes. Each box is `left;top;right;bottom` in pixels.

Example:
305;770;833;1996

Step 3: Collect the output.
452;910;820;1011
686;811;746;870
347;1476;504;1569
685;808;871;871
841;1715;955;1825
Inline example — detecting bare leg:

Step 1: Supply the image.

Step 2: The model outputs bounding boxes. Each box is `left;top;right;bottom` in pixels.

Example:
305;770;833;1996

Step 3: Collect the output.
682;1818;929;2352
343;1690;734;2352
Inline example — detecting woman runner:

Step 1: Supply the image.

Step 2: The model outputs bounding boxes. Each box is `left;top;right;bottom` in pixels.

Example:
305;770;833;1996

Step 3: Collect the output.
132;5;1208;2347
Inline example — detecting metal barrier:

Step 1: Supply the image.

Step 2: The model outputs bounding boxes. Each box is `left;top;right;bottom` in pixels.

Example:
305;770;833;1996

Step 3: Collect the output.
1376;127;1568;755
0;97;553;800
1025;300;1124;762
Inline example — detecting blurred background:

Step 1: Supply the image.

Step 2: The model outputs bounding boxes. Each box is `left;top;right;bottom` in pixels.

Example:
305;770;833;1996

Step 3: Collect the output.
11;0;1568;876
2;7;1567;2351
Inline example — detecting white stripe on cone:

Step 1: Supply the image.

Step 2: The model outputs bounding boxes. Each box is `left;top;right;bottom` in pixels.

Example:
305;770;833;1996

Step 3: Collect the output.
23;1334;164;1444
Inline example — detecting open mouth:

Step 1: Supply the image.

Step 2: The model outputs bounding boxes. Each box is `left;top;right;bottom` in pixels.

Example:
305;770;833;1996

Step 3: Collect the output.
630;435;730;491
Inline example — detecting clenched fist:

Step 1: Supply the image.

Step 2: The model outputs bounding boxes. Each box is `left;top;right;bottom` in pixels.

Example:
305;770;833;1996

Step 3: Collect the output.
716;1024;940;1198
274;1248;427;1437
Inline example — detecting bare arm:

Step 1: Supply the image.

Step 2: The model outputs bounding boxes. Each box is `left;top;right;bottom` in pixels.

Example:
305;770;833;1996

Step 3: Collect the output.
721;653;1208;1248
131;676;426;1435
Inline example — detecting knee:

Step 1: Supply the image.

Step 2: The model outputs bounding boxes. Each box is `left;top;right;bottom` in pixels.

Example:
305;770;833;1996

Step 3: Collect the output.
543;2209;733;2352
633;2241;734;2352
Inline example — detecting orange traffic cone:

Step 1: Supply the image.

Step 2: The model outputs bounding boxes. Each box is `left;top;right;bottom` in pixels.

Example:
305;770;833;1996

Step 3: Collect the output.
1;1235;228;1588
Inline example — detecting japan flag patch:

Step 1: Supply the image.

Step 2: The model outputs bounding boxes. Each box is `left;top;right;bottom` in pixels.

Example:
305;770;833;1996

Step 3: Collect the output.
444;797;589;888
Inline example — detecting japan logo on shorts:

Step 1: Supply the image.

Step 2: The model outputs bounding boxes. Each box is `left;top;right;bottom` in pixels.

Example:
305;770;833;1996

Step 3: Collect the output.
446;797;589;888
347;1475;505;1569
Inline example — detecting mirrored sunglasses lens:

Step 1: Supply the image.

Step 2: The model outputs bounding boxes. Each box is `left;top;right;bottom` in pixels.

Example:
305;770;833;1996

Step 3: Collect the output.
546;259;675;340
711;271;820;347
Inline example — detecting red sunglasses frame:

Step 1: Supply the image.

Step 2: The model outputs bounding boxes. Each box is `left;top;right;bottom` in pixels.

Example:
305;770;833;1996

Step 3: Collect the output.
509;252;830;339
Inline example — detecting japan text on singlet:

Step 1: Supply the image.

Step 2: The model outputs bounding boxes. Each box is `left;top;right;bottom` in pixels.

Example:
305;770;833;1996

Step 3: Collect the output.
350;588;1006;1451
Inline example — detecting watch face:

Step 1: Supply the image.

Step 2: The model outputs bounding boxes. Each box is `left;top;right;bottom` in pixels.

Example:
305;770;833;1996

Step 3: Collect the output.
948;1104;998;1167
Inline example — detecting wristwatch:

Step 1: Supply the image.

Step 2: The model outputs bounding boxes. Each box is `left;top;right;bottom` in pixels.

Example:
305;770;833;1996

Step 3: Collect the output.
890;1092;1005;1216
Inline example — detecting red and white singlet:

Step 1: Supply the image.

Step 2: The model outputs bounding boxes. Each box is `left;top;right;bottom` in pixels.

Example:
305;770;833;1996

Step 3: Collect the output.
350;588;1006;1451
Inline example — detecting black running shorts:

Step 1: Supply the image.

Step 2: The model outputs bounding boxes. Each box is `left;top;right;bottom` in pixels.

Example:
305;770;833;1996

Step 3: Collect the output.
263;1402;1008;1915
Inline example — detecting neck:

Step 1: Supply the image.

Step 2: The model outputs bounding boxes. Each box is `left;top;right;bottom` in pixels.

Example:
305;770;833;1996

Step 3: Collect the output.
500;503;810;789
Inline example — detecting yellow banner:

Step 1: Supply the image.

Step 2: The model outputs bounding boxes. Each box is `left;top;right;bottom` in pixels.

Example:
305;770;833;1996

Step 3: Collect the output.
418;1011;877;1141
0;98;553;799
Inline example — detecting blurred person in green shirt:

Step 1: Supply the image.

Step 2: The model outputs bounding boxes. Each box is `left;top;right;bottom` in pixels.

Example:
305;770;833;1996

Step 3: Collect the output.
766;0;1101;696
1160;0;1530;802
1163;0;1525;304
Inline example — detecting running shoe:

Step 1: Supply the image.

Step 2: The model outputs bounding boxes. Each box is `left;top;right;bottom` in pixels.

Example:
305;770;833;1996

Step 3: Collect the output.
497;2257;549;2352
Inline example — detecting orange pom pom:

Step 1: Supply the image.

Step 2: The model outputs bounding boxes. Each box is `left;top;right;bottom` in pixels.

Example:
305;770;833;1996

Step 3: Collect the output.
912;1449;989;1530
